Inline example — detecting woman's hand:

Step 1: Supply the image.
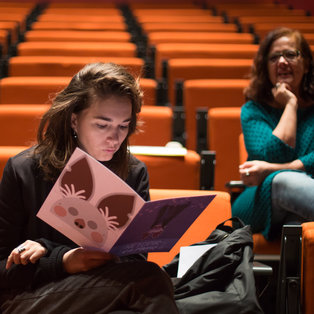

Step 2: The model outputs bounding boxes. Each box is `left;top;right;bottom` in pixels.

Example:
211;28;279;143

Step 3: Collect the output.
271;82;297;109
239;160;274;186
6;240;48;269
271;82;298;147
62;247;115;274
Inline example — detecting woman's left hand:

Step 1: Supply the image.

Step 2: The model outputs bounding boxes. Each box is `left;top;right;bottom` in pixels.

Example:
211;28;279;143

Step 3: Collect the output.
239;160;274;186
6;240;48;269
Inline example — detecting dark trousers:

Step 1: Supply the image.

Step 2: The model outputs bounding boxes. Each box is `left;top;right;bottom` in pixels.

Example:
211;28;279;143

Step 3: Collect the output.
1;261;179;314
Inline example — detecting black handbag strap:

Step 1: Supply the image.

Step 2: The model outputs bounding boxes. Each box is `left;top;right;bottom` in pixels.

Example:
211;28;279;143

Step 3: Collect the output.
207;217;248;243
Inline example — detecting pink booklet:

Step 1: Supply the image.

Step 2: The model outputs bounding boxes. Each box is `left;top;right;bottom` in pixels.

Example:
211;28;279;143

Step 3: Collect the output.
37;148;215;256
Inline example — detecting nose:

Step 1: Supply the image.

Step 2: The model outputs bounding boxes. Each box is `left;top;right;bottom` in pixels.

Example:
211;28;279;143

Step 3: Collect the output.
107;128;119;145
278;55;288;64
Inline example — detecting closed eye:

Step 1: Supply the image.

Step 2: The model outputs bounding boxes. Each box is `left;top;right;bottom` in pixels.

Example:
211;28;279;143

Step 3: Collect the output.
120;124;129;130
96;123;107;129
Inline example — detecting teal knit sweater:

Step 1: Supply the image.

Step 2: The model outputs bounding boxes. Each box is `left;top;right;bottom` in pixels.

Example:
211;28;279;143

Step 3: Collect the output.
232;100;314;239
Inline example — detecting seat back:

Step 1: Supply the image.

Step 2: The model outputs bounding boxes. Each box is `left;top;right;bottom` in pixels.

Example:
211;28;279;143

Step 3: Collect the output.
134;150;200;189
8;56;144;78
168;58;252;106
207;107;242;191
184;79;248;151
301;222;314;314
0;105;49;146
147;189;231;266
154;43;258;78
25;30;130;42
17;42;136;57
239;133;248;164
129;106;173;146
0;77;157;106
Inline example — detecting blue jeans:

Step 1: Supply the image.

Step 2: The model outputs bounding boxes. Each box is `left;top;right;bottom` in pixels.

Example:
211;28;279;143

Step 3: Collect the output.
271;171;314;225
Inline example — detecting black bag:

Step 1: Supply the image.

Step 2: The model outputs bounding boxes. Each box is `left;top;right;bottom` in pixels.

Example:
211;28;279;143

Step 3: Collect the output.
163;217;264;314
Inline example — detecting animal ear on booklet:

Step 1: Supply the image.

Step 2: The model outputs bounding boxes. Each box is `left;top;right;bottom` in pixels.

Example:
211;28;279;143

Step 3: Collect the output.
97;194;135;228
61;156;94;200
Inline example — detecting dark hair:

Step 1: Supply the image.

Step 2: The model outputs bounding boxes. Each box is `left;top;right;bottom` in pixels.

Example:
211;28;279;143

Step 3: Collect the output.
244;27;314;104
35;62;143;180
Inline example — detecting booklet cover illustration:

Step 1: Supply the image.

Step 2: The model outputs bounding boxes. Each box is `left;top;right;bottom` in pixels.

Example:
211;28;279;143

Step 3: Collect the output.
37;148;216;256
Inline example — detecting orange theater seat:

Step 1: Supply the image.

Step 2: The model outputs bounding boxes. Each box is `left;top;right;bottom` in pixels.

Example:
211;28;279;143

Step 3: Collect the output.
301;222;314;314
148;189;231;266
24;30;131;43
43;7;120;15
0;21;20;43
31;21;126;32
0;29;9;55
0;104;49;146
304;33;314;45
253;23;314;41
130;106;173;146
8;56;144;78
237;16;314;33
148;32;256;45
0;77;157;106
183;79;248;151
133;8;213;17
208;107;242;191
36;14;124;23
142;22;238;34
0;77;70;104
168;58;252;105
16;42;137;58
154;43;258;79
134;150;200;189
221;8;307;19
137;15;224;24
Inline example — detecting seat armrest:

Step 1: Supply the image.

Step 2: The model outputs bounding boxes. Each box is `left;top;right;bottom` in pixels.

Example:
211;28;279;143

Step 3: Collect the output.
225;180;245;203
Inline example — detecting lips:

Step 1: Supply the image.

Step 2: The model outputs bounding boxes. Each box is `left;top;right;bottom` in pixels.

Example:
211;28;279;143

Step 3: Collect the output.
277;71;292;79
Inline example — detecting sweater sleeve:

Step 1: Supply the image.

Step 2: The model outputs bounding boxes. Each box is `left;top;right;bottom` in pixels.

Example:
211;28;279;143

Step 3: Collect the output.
0;157;72;289
241;101;297;163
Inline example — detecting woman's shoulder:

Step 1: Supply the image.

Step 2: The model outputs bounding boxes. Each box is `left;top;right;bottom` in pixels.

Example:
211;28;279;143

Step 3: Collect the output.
6;146;40;176
241;99;275;120
128;153;147;171
242;99;263;111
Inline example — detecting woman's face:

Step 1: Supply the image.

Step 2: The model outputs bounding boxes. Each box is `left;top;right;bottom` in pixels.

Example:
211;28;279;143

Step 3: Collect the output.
267;36;308;94
71;95;132;161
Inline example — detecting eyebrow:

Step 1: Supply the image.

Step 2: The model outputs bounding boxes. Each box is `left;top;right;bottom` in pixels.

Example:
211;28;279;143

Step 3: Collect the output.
94;116;132;123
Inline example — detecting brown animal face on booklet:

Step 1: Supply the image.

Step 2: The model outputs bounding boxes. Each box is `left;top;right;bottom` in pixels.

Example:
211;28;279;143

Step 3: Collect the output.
51;156;135;246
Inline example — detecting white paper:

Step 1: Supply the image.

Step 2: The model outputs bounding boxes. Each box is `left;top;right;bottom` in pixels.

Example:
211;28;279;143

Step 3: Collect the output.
177;244;217;278
129;145;187;156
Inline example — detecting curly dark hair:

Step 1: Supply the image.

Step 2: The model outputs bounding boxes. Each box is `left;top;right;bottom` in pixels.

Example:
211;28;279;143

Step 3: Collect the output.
244;27;314;104
35;62;143;180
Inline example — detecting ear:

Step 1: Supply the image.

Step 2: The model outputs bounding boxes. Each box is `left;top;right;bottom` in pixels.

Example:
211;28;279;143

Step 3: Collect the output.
71;113;78;133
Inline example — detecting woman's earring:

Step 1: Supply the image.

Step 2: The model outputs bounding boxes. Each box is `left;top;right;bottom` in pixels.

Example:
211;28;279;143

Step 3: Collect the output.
73;130;78;139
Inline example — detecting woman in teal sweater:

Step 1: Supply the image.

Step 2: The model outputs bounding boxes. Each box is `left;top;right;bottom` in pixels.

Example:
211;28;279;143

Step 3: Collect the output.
232;27;314;240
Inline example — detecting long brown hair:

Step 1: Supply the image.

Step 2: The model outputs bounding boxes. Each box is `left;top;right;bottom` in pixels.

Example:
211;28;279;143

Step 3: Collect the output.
35;62;143;180
244;27;314;104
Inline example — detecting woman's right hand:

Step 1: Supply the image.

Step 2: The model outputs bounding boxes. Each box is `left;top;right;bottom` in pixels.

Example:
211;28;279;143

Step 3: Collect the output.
272;82;297;109
62;247;115;274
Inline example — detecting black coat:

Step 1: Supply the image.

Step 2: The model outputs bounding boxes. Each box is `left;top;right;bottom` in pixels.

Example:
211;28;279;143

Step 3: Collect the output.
0;147;150;293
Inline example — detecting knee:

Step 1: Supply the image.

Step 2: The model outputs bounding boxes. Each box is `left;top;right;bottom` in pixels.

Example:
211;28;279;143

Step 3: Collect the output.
272;172;294;193
132;261;174;295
